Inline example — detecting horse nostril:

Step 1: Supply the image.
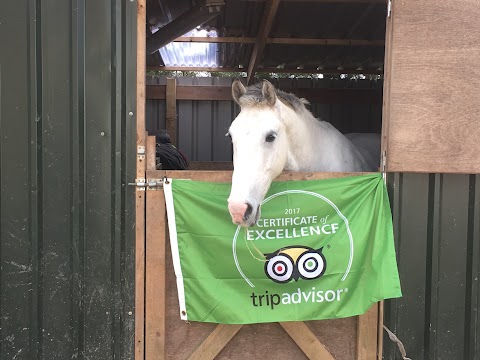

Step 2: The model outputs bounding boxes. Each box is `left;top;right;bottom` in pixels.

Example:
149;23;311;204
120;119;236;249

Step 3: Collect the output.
244;203;253;219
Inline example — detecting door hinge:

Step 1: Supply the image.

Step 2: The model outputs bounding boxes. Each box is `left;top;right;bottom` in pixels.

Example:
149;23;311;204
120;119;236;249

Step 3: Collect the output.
381;151;387;173
387;0;392;17
128;178;163;191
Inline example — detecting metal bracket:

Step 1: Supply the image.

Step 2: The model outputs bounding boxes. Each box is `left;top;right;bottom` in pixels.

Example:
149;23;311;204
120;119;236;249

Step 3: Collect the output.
387;0;392;17
146;179;163;191
137;146;145;160
128;178;146;191
128;178;164;191
381;151;387;173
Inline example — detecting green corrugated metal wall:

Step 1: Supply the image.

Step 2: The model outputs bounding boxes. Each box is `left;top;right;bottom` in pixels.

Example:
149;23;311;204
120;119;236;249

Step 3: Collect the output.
384;173;480;359
0;1;136;359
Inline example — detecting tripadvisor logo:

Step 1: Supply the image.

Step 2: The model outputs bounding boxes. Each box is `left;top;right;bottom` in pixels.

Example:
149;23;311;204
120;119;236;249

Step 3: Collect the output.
232;189;354;289
264;246;326;283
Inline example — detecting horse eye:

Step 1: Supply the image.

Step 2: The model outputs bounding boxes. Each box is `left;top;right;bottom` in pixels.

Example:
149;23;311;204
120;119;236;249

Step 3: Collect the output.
265;133;276;143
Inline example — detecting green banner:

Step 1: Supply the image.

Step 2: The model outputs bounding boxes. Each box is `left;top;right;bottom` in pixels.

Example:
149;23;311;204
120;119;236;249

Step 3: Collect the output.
164;173;401;324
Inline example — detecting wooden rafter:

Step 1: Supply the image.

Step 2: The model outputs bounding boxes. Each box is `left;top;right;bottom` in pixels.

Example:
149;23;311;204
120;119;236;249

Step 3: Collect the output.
146;0;225;54
173;36;385;46
233;0;386;3
247;0;281;84
146;65;383;75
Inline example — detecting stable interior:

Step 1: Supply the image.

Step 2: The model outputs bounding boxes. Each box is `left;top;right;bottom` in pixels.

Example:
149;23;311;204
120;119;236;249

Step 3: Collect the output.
144;0;388;166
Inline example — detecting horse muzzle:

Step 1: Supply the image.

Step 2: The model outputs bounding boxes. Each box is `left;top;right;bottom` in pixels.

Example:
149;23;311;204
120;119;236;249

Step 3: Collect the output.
228;201;260;227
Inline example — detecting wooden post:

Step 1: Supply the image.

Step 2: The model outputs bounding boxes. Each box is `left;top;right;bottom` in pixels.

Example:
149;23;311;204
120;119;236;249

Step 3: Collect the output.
135;0;146;359
357;303;379;360
166;77;177;146
145;172;166;360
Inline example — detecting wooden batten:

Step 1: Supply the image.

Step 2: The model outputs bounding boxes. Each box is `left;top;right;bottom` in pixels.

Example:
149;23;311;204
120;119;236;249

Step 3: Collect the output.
135;1;147;360
146;85;383;104
165;78;177;147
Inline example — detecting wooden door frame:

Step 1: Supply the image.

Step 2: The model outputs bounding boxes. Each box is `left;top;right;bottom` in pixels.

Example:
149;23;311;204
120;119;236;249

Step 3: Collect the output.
135;0;384;358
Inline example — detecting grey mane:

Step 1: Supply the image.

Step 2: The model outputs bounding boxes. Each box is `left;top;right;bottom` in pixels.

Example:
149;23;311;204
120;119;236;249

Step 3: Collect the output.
239;82;308;112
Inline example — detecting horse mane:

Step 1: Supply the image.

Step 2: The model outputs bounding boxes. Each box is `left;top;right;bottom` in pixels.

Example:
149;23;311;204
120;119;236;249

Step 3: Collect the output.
239;82;308;112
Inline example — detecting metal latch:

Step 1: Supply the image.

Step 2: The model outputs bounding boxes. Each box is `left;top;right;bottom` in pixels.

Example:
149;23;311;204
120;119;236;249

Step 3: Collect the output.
137;146;145;160
387;0;392;17
128;178;163;191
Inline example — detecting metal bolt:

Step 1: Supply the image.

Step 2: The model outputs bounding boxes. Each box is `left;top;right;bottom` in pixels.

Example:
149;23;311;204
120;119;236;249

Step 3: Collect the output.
100;131;106;136
128;311;133;316
129;111;134;116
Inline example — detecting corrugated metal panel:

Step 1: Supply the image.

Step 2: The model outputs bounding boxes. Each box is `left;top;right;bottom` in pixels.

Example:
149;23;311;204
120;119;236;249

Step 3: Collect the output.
384;173;480;360
145;76;383;161
0;1;136;359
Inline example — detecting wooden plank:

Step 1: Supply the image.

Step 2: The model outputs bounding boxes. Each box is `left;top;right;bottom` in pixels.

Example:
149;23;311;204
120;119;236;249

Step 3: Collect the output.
380;0;393;167
280;322;335;360
239;0;386;3
357;303;379;360
173;36;384;46
188;324;243;360
145;170;167;360
187;161;233;171
147;85;383;103
166;78;177;146
147;66;382;75
385;1;480;173
135;1;146;359
145;143;164;360
377;301;384;360
246;0;280;84
146;135;156;170
165;170;373;182
135;191;146;360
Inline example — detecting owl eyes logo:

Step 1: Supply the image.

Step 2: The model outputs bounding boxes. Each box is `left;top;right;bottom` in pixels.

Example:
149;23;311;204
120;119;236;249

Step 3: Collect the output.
264;246;327;284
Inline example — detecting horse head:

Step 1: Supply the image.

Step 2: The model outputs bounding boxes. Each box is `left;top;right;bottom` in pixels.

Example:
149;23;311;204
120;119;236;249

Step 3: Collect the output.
227;80;290;227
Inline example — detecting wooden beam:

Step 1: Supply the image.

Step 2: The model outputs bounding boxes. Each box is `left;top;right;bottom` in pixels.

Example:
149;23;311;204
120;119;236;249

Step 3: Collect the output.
135;1;146;360
173;36;385;46
147;65;382;75
165;78;177;146
146;0;224;54
187;161;234;170
269;38;384;46
188;324;243;360
280;322;335;360
232;0;386;3
175;36;255;44
145;161;166;358
247;0;280;84
357;303;379;360
377;301;384;360
146;84;383;103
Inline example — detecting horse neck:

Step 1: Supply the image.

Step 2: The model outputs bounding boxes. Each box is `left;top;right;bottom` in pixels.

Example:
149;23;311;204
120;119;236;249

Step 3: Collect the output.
279;102;354;171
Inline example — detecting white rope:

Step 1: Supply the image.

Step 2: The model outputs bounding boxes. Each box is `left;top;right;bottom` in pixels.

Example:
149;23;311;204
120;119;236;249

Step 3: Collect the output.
383;325;411;360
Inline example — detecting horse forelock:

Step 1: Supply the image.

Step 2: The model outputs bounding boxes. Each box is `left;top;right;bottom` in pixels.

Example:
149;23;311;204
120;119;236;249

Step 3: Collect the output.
238;83;306;112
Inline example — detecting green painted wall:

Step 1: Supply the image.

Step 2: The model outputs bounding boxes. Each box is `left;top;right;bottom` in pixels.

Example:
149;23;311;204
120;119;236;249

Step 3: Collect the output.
0;1;137;358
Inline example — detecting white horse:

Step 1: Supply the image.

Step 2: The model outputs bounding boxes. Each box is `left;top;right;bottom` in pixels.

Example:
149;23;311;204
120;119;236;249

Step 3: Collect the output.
227;80;380;227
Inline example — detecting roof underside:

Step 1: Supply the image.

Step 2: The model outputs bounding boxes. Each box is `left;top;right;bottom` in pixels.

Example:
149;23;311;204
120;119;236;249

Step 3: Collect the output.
146;0;387;78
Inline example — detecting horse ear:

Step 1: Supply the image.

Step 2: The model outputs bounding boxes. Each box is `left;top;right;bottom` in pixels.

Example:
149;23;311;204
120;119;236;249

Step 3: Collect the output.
262;80;276;106
232;80;246;105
